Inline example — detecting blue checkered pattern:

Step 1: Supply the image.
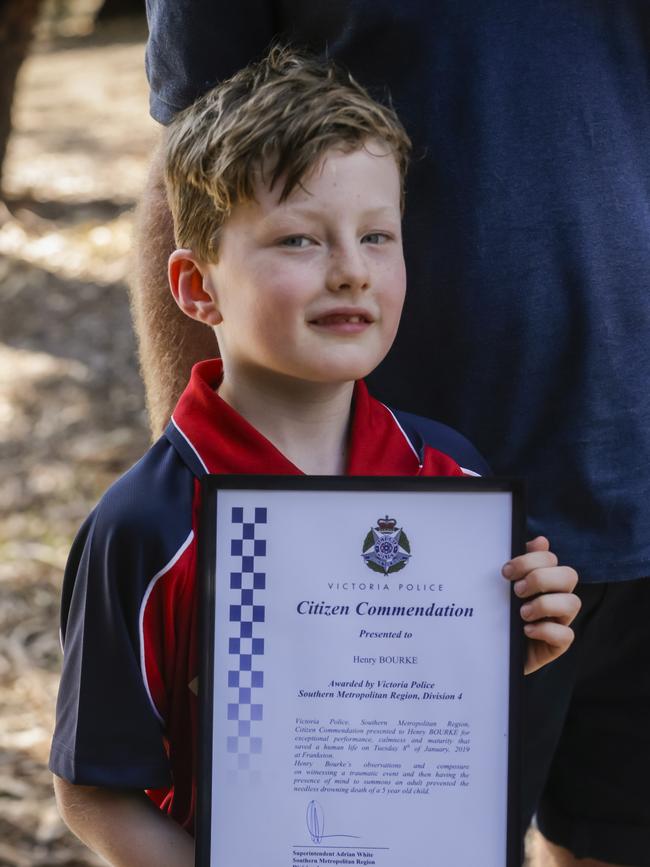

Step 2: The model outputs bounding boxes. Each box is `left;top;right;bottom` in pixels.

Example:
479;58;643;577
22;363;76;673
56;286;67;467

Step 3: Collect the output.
227;506;266;771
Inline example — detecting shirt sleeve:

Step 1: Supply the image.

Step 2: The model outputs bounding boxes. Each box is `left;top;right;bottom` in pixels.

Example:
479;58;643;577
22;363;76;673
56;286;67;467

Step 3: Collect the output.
144;0;353;123
49;504;172;789
145;0;277;123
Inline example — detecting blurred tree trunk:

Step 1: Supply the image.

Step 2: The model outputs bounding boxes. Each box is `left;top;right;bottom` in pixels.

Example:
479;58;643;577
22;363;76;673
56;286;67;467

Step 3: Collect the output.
96;0;144;20
0;0;43;197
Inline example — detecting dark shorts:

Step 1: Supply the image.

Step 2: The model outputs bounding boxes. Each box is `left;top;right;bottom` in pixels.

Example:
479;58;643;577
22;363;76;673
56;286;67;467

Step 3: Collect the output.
522;577;650;865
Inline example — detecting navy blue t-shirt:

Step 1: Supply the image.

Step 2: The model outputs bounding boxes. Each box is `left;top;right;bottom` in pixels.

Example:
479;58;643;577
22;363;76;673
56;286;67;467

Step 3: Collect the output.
145;0;650;583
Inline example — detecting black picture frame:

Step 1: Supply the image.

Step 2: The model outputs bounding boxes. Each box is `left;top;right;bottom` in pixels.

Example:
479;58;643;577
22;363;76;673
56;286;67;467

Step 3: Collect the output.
196;475;526;867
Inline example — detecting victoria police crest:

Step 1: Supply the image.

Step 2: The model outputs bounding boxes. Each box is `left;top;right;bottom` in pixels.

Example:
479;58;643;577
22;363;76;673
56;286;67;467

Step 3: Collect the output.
362;516;411;575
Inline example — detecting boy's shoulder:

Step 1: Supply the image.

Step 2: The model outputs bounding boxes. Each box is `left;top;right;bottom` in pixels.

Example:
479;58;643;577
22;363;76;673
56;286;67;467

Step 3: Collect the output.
66;434;197;601
93;434;194;537
389;407;491;477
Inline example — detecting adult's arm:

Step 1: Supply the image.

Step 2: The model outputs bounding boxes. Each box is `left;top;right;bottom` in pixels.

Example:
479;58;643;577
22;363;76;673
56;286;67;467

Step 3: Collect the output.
130;133;217;438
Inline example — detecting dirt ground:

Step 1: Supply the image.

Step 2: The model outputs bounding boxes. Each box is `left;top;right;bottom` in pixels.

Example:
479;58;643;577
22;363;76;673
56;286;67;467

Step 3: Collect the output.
0;16;155;866
0;15;545;867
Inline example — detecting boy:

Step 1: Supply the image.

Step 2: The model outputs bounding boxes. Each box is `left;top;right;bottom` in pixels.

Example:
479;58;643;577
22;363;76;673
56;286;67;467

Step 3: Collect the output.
50;48;579;865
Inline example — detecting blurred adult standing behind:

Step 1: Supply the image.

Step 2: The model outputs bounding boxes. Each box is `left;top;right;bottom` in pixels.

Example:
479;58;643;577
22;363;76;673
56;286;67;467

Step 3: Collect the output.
133;3;650;865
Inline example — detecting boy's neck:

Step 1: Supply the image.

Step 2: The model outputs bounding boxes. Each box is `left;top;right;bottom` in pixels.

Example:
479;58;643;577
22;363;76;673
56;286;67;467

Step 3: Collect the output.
217;367;355;475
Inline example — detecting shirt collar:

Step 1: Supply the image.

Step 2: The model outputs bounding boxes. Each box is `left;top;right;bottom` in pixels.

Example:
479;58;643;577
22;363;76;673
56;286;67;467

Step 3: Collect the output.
167;359;422;477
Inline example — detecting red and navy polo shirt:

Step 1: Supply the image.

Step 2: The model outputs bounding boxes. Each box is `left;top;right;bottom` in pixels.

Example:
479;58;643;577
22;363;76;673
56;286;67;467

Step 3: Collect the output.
49;359;488;832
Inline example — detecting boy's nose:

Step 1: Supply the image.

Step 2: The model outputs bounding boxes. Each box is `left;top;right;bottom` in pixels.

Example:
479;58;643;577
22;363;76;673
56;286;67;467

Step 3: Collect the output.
326;244;370;293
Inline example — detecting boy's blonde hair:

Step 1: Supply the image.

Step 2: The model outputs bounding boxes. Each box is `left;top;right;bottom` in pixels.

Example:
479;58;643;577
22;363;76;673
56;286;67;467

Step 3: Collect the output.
165;46;411;262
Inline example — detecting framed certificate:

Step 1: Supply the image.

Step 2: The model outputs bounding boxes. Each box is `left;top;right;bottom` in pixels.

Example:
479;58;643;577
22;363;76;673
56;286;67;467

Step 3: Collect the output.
196;476;526;866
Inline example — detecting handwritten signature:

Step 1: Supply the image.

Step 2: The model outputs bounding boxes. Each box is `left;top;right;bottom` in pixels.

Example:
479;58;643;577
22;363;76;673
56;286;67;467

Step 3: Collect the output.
306;800;361;845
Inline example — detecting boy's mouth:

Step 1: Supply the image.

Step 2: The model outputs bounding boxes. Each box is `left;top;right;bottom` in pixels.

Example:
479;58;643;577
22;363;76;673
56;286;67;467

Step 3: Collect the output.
308;308;374;327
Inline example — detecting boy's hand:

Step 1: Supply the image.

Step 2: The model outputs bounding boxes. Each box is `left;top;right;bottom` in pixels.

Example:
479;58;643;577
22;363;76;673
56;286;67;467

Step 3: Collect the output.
502;536;580;675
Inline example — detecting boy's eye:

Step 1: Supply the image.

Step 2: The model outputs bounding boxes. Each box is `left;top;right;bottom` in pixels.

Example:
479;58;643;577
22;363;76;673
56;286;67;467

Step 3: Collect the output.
362;232;391;245
279;235;312;248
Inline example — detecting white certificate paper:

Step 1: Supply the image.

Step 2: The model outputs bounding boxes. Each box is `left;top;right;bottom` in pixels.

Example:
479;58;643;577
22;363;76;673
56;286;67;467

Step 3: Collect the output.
197;478;525;866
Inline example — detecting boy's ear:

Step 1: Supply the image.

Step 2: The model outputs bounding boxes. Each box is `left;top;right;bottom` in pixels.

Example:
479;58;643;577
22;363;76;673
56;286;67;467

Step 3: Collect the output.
168;249;222;326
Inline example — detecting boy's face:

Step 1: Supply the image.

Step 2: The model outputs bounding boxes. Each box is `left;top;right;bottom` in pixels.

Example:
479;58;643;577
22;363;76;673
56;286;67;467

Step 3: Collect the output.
175;141;406;390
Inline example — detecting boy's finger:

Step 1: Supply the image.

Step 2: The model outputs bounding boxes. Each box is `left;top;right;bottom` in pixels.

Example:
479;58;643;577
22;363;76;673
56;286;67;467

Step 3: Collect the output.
502;549;558;580
514;567;578;598
525;536;550;554
520;591;582;626
513;565;579;597
523;620;575;650
524;622;576;673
